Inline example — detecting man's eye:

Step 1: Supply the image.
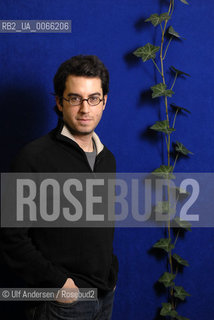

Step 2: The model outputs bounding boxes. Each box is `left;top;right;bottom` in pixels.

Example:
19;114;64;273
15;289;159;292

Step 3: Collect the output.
70;96;81;102
89;96;99;102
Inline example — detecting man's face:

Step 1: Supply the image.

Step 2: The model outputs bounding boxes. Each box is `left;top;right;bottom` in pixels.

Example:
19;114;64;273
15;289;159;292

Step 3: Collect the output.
56;75;107;136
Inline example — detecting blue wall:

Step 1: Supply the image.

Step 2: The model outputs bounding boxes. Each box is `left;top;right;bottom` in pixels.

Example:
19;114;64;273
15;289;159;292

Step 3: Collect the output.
1;1;214;319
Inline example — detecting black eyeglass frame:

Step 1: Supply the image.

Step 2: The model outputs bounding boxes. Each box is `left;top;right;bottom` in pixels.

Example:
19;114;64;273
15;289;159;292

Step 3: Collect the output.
61;96;105;106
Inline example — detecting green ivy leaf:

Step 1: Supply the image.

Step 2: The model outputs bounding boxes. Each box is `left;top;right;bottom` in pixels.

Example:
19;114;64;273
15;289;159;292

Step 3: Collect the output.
160;303;178;317
179;0;189;5
174;286;191;301
151;83;174;98
174;218;192;231
153;238;175;252
170;103;191;114
169;186;190;204
158;272;176;287
171;186;190;197
175;141;193;156
173;253;189;267
171;66;190;77
150;120;175;134
133;43;160;62
152;165;175;179
155;201;175;216
168;26;181;38
145;13;170;27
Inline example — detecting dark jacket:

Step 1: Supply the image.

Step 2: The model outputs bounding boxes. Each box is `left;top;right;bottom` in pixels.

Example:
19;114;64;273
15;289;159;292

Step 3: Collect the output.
1;120;118;296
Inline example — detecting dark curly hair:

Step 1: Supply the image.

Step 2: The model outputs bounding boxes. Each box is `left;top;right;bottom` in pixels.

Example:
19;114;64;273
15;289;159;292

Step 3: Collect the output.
53;55;109;116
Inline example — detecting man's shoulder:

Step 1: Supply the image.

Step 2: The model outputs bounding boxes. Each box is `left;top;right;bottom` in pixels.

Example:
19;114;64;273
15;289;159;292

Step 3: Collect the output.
11;130;56;172
102;145;116;160
17;131;54;157
99;145;116;172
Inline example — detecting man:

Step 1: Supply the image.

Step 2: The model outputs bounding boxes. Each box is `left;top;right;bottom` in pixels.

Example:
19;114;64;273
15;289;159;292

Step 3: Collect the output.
1;55;118;319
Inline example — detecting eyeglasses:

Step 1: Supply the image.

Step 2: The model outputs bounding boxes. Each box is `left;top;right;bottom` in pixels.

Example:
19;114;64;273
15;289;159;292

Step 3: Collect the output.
61;95;104;106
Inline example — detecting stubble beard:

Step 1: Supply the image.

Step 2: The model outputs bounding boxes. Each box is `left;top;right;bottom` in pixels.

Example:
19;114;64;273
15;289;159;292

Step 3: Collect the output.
64;121;94;136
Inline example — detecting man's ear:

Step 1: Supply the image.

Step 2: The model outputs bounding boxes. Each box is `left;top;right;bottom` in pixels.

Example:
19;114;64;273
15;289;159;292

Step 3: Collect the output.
56;96;63;112
103;95;107;110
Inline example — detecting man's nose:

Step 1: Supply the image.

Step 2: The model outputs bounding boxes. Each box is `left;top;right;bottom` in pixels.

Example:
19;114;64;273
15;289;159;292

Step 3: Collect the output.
79;99;89;113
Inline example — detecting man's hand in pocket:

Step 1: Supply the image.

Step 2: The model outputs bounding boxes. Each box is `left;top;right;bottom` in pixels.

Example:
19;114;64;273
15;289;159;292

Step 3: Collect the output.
56;278;79;304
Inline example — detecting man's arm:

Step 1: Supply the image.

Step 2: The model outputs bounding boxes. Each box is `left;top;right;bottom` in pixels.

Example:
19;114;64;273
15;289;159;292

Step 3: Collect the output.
0;147;76;292
0;227;68;288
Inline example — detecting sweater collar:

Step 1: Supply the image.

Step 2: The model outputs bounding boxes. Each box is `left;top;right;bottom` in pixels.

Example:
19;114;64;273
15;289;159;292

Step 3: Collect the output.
59;122;104;155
